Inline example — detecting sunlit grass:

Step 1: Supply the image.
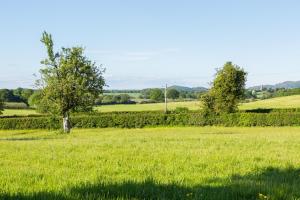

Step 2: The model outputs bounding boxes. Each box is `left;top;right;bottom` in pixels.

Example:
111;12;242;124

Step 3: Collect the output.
240;95;300;110
96;101;201;112
2;95;300;115
1;127;300;199
2;109;38;116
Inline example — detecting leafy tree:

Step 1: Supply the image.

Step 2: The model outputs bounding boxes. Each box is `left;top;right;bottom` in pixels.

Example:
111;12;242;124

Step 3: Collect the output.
149;89;164;102
201;93;216;114
167;89;179;99
0;89;20;102
38;32;105;133
28;90;49;113
202;62;247;114
21;89;34;104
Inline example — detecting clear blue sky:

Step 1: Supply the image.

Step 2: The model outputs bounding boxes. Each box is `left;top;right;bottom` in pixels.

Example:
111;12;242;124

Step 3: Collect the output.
1;0;300;89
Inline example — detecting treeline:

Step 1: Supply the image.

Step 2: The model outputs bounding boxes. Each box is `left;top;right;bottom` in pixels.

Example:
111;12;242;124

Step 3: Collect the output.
95;94;135;105
245;88;300;100
140;88;205;102
0;88;34;105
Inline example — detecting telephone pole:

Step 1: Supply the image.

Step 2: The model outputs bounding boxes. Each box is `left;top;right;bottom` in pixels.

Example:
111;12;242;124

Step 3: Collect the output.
165;84;168;113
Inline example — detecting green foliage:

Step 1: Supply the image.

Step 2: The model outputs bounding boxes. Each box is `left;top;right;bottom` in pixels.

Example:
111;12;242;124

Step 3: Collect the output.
167;89;179;99
0;88;34;104
201;93;215;115
97;94;134;105
38;31;105;117
203;62;247;114
172;107;190;113
149;89;164;102
2;111;300;129
28;90;49;113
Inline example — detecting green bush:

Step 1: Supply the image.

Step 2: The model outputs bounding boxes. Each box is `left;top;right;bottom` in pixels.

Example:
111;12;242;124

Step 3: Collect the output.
1;112;300;130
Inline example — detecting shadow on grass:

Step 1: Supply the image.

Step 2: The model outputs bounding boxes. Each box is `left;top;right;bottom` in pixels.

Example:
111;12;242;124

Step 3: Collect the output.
0;137;60;141
1;167;300;200
244;108;273;113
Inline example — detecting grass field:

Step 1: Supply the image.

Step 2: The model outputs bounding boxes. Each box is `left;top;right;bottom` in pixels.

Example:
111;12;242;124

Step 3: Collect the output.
96;95;300;112
1;127;300;199
2;95;300;115
96;101;201;112
1;109;38;116
239;95;300;110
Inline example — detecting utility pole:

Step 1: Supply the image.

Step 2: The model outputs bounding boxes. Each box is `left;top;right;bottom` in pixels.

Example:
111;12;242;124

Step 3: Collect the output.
165;84;168;113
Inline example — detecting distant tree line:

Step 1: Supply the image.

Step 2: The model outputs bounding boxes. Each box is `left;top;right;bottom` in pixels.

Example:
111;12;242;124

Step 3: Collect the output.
244;87;300;100
139;88;205;102
95;94;135;105
0;88;34;105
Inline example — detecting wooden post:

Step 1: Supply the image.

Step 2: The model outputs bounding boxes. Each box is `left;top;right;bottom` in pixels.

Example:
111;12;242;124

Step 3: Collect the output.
165;84;168;113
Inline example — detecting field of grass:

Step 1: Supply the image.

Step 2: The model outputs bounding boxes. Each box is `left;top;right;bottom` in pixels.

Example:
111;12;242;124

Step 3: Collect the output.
240;95;300;110
1;109;38;116
2;95;300;115
96;101;201;112
1;127;300;199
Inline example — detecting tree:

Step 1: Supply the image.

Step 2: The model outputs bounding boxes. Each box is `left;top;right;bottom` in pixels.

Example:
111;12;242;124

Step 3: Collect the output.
28;90;49;113
149;89;164;102
167;89;179;99
38;32;105;133
202;62;247;114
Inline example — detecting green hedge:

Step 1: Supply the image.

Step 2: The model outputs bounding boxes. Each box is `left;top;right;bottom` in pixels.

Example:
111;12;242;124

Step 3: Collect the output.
1;112;300;130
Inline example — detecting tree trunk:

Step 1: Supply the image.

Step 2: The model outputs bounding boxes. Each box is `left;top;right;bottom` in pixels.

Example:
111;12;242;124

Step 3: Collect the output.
63;113;71;133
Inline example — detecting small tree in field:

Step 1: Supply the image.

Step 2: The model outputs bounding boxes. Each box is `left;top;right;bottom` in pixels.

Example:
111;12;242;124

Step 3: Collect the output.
202;62;247;114
38;32;105;133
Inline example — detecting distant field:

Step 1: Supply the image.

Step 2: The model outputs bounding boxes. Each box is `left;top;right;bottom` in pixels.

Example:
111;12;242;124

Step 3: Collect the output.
96;95;300;112
240;95;300;110
2;109;38;116
0;127;300;199
96;101;201;112
2;95;300;115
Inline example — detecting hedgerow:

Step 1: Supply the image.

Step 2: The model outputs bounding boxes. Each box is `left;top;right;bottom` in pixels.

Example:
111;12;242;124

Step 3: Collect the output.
1;112;300;129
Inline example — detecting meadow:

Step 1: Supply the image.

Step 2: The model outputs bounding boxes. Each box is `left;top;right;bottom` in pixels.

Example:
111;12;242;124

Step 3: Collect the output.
239;95;300;110
0;127;300;200
2;95;300;116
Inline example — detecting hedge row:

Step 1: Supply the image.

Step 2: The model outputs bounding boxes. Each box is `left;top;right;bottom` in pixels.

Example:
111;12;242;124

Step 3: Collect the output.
1;112;300;129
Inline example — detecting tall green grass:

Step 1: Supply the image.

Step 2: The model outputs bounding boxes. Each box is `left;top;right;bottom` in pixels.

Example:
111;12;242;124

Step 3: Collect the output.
0;127;300;199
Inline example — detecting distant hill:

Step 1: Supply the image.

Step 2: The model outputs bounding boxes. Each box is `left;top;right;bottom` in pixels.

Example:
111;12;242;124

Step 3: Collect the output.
168;85;208;92
249;81;300;90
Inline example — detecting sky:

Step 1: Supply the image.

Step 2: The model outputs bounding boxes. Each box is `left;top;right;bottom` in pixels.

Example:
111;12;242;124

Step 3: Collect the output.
1;0;300;89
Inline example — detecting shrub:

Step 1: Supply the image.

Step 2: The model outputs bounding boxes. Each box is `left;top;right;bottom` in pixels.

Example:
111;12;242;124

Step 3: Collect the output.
172;107;190;113
1;112;300;130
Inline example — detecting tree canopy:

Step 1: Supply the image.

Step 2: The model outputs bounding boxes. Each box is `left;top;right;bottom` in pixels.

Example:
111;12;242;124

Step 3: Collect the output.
167;89;179;99
38;31;105;132
149;89;164;102
202;62;247;114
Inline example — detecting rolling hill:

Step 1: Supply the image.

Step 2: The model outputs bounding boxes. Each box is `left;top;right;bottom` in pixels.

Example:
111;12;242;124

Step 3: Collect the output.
249;80;300;90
